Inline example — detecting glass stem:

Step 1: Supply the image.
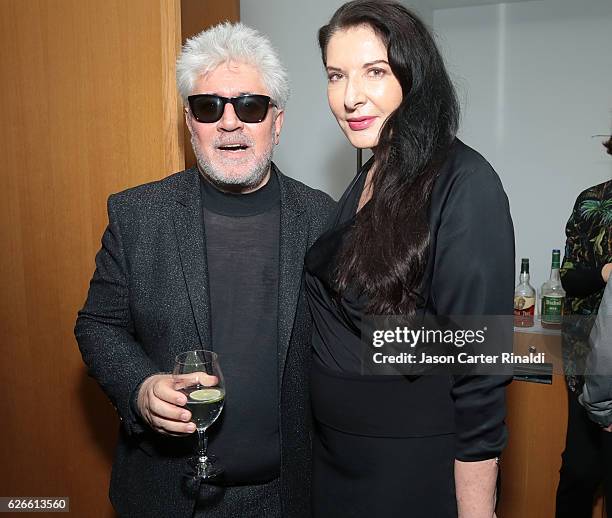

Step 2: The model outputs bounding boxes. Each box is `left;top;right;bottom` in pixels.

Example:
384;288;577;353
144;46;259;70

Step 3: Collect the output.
196;429;208;461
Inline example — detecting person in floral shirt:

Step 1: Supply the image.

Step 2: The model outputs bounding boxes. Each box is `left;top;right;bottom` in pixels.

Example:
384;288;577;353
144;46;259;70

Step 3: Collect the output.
556;136;612;518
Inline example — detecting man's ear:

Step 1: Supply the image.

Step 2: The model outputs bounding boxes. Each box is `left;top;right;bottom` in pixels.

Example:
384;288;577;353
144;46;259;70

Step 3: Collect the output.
273;109;284;145
185;108;194;136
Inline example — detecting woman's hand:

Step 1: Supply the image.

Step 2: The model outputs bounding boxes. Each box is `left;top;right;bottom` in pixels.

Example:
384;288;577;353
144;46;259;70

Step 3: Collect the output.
455;458;498;518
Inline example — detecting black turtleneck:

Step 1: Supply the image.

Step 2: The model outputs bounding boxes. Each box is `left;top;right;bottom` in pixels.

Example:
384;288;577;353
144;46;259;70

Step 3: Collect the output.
199;171;281;485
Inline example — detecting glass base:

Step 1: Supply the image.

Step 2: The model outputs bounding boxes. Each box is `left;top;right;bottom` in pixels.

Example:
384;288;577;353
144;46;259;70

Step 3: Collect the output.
190;454;224;481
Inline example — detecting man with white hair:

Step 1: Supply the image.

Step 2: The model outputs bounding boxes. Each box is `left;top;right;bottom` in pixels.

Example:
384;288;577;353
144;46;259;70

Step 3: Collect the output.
75;23;334;518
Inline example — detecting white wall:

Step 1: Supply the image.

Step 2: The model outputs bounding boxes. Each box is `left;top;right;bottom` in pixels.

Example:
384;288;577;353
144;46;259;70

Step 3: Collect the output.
242;0;612;289
434;0;612;288
241;0;434;199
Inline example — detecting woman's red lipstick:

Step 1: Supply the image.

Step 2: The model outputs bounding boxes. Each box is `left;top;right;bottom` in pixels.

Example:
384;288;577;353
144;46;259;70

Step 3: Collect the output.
347;116;376;131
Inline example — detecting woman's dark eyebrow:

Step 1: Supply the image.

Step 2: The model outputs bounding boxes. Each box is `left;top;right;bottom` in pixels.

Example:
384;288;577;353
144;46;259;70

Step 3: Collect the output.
326;60;389;72
362;59;389;68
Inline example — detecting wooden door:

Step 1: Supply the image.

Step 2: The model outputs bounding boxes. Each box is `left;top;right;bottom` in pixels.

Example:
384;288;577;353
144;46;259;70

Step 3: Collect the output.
0;1;236;515
498;331;605;517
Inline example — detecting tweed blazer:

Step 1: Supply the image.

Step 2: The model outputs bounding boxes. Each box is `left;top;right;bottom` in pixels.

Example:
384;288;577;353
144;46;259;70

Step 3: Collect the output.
75;164;335;518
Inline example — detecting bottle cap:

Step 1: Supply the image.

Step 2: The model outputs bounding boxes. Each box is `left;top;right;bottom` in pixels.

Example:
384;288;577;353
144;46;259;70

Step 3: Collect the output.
521;258;530;273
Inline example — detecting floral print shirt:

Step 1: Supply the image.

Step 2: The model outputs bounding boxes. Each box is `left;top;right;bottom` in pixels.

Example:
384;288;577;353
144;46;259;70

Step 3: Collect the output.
561;180;612;392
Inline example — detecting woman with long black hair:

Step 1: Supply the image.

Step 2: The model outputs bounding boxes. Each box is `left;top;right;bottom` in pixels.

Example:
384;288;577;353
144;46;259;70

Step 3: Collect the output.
304;1;515;516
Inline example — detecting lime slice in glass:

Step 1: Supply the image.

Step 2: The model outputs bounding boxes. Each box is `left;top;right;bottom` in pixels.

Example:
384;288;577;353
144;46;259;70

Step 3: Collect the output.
189;388;223;402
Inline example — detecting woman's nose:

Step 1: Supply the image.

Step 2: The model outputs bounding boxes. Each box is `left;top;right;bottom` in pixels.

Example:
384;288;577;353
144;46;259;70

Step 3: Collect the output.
344;76;367;111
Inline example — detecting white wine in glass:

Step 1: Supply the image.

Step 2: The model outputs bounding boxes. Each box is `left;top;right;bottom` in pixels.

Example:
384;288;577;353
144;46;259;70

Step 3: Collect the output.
181;386;225;430
173;350;225;480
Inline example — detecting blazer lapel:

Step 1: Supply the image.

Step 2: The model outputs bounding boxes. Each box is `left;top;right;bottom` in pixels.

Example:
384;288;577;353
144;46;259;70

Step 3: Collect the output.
172;168;212;350
276;167;308;382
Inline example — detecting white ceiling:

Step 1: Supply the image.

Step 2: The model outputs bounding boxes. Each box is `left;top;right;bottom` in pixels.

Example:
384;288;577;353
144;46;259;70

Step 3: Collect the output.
428;0;531;9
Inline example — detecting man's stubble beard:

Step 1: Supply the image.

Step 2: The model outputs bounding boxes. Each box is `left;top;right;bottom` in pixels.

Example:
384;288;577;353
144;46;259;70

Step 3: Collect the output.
191;131;275;191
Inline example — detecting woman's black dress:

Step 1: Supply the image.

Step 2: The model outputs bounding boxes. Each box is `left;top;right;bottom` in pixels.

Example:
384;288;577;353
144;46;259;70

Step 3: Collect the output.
304;139;515;518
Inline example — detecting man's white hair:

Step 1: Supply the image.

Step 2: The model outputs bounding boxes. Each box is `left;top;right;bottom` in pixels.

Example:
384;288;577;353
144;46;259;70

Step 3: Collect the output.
176;22;290;109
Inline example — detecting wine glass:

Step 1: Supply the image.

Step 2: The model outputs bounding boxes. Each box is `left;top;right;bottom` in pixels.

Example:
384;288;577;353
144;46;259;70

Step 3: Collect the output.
173;350;225;480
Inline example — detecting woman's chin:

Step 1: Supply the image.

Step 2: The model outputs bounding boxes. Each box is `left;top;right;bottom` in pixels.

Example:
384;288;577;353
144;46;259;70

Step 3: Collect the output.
346;135;377;150
340;127;380;150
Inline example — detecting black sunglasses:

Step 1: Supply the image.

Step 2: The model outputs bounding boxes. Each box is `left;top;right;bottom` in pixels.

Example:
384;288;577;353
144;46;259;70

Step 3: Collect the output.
187;94;276;123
